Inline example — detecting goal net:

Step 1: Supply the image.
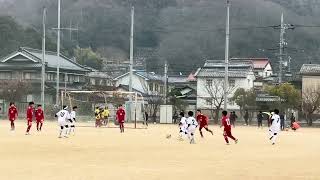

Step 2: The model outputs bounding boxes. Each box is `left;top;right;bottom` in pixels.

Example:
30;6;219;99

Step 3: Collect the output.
61;91;147;129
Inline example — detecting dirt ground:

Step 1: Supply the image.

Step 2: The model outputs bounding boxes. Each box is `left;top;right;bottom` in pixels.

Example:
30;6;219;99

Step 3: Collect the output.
0;120;319;180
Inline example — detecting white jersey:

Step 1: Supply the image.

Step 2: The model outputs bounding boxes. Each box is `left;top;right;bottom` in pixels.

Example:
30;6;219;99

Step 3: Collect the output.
270;114;281;133
180;117;187;132
56;110;70;126
186;117;198;134
70;111;76;121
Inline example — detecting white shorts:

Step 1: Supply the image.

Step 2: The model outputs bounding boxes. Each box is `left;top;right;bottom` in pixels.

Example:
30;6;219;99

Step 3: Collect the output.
58;120;67;127
68;119;75;126
180;125;187;133
187;125;197;134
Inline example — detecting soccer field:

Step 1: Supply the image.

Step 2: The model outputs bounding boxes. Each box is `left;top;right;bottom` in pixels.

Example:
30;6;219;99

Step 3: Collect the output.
0;121;319;180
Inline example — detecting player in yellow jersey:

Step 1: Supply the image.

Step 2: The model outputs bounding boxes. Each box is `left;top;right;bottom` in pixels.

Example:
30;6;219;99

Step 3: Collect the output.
95;107;102;127
102;107;110;127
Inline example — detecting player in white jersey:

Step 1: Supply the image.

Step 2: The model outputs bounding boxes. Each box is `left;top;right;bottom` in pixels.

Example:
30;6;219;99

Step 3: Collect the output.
178;112;187;141
186;111;198;144
55;105;71;138
269;109;281;145
68;106;77;135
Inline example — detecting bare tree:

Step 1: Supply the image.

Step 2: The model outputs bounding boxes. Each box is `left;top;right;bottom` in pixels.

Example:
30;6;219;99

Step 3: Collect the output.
0;80;32;102
202;79;235;124
145;95;163;123
302;88;320;126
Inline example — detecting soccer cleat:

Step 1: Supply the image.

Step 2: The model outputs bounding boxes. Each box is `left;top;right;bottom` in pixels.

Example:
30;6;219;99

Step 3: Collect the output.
25;132;30;135
269;136;273;140
190;139;196;144
64;136;69;138
226;143;230;145
272;143;275;145
58;136;62;138
235;139;238;144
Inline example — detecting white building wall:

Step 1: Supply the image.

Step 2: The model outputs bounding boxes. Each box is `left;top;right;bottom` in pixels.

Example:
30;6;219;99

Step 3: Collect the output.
196;73;255;110
115;75;149;94
257;63;273;78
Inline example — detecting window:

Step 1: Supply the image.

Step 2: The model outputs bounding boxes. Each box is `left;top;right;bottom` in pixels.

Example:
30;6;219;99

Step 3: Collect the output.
0;72;12;79
160;86;164;94
228;98;235;106
149;83;154;91
75;76;80;82
23;72;38;80
229;79;235;87
46;73;55;81
90;78;96;85
155;84;159;92
206;99;212;106
206;79;213;87
79;76;85;82
24;72;31;80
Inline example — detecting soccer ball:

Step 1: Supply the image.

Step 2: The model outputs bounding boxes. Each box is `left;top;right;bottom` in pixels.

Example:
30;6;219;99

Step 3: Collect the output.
166;134;172;139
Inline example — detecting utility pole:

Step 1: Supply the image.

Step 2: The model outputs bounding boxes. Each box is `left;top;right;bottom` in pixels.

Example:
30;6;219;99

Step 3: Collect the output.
129;6;134;121
224;0;230;111
41;7;46;109
279;13;284;84
54;0;78;106
278;13;294;84
69;19;72;41
164;61;168;104
129;6;134;94
56;0;61;106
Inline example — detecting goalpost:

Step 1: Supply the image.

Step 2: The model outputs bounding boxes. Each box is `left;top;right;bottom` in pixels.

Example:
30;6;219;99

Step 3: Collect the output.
61;90;147;129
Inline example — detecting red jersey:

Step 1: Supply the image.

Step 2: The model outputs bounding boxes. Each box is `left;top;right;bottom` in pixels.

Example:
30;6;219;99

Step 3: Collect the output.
35;109;44;121
116;108;125;123
197;114;208;126
8;106;18;121
221;116;231;131
26;106;34;122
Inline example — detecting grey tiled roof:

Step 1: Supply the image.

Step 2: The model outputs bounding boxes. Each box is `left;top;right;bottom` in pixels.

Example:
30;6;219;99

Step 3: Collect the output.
0;63;42;68
0;47;90;72
22;48;89;71
87;71;111;78
114;70;163;81
168;76;188;83
204;60;253;69
300;64;320;75
136;71;163;81
196;69;248;78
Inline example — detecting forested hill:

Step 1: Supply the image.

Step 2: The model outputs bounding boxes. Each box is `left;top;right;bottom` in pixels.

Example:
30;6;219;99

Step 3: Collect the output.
0;0;319;74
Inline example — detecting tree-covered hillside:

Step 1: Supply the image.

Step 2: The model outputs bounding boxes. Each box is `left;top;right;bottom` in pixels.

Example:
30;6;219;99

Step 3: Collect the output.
0;0;319;73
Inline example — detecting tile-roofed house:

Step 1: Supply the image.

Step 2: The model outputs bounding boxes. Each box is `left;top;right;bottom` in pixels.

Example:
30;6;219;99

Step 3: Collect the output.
114;70;164;96
0;47;90;105
231;58;273;78
300;64;320;75
300;64;320;97
195;60;255;111
86;71;114;88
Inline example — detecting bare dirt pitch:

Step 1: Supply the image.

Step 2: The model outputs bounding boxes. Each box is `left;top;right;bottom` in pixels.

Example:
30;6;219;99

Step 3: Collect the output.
0;120;319;180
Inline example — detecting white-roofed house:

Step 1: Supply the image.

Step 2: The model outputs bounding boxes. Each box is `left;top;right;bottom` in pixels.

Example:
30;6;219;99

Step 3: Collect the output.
195;60;255;114
113;70;165;96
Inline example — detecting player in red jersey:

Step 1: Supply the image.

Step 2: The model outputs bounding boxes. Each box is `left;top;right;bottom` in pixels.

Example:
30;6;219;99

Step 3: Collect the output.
35;105;44;131
25;101;35;135
8;102;18;131
196;110;213;138
221;110;238;145
116;104;126;133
